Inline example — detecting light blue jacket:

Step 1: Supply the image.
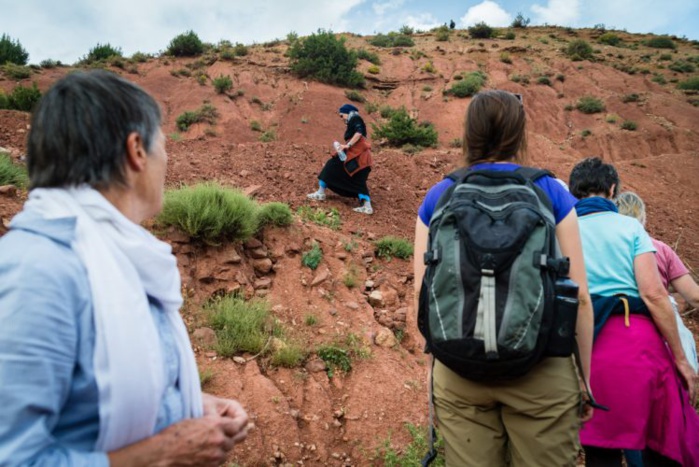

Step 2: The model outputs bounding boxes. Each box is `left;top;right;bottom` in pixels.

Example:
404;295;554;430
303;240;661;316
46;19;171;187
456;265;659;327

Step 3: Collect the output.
0;211;184;466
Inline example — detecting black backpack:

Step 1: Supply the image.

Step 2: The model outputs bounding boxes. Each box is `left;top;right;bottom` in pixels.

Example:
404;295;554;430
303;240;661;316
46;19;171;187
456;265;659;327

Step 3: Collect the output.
417;167;576;382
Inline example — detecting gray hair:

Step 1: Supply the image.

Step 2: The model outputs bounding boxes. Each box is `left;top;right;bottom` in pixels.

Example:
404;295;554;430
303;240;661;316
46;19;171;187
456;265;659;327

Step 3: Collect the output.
27;70;161;189
616;191;647;226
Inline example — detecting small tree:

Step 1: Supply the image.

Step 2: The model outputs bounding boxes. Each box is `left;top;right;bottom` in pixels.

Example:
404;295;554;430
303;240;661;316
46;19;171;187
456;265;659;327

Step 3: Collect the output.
372;107;438;148
468;22;494;39
0;34;29;65
7;82;42;112
565;39;594;61
511;13;530;28
84;43;123;63
167;31;204;57
288;29;364;88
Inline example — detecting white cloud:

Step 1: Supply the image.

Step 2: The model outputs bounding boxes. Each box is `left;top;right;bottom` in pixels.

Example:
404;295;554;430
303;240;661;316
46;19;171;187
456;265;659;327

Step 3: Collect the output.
1;0;366;64
531;0;581;26
403;13;442;31
460;1;512;27
372;0;405;16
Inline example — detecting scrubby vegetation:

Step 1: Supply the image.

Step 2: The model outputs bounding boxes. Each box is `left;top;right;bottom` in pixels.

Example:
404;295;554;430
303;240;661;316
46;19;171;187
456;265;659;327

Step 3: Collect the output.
668;60;695;73
158;183;259;243
0;34;28;65
434;26;450;42
0;82;41;112
345;89;365;103
445;71;487;98
375;424;445;466
621;120;638;131
677;77;699;91
621;93;640;103
644;36;676;49
207;296;271;355
0;153;28;187
82;43;122;63
576;96;605;114
375;236;413;260
511;13;530;28
288;29;364;88
598;33;621;46
367;32;414;48
167;30;204;57
468;22;494;39
176;103;218;131
257;202;293;228
213;74;233;94
302;242;323;270
372;107;438;148
565;39;594;61
316;334;371;377
297;206;341;230
356;48;380;65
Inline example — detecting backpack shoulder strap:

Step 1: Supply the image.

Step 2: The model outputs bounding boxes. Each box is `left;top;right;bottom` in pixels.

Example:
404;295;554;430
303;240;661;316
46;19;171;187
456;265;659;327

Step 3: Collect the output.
445;167;471;183
515;166;554;182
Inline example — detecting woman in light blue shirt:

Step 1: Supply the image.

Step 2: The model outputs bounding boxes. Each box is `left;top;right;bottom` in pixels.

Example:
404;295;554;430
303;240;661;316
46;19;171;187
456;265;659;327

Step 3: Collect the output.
0;71;248;466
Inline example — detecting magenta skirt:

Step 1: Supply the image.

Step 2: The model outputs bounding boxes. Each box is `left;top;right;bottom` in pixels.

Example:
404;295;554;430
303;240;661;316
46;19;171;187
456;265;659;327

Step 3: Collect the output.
580;316;699;465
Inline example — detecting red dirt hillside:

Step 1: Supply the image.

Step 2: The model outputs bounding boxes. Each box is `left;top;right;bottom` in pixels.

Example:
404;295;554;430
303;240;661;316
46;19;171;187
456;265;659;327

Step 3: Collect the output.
1;26;698;466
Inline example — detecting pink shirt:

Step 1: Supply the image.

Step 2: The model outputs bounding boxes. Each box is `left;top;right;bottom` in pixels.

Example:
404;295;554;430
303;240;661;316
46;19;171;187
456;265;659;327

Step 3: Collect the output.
652;238;689;291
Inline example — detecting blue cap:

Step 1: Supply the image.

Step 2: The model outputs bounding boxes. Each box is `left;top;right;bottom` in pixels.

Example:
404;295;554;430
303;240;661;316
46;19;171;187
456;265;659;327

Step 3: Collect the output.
338;104;359;114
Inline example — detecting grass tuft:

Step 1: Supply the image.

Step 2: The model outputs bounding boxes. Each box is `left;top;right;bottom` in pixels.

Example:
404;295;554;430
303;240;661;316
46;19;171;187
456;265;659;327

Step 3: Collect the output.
375;236;414;260
207;296;271;356
0;153;29;187
257;202;293;228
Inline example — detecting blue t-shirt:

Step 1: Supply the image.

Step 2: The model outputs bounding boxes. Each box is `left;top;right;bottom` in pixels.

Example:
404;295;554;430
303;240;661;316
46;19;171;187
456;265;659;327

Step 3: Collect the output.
577;211;655;297
418;162;577;226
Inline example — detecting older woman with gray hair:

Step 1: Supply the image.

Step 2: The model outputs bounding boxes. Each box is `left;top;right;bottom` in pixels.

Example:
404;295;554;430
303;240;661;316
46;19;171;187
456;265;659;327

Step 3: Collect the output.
0;71;248;465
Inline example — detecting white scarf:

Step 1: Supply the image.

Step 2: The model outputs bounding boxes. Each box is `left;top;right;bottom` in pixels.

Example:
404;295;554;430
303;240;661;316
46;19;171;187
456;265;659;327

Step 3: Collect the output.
23;186;202;451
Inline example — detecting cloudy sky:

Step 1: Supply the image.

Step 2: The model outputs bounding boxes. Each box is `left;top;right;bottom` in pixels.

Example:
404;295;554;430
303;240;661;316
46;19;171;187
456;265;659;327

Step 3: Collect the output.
2;0;697;64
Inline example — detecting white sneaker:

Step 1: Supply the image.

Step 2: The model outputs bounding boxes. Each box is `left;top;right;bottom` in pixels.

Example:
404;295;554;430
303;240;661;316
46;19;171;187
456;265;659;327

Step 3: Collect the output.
353;204;373;215
307;191;326;201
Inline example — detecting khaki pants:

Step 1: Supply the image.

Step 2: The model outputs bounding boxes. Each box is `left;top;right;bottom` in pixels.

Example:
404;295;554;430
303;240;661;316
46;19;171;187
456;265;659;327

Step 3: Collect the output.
433;357;581;466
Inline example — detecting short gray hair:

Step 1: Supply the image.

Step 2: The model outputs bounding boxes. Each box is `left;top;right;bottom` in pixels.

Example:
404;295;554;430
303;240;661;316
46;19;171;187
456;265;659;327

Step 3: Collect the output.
27;70;161;189
616;191;647;226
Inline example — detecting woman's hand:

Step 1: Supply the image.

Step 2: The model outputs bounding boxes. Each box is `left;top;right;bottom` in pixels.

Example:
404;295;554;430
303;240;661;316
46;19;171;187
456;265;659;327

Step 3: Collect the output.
675;357;698;403
202;393;249;444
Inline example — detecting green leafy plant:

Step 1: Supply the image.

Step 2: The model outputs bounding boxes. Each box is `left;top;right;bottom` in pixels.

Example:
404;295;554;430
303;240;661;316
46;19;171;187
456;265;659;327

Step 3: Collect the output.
167;31;204;57
176;103;218;131
0;152;29;187
379;105;396;119
288;29;364;88
375;236;414;259
213;74;233;94
1;63;31;80
668;60;695;73
302;242;323;270
565;39;593;61
445;71;487;98
316;345;352;377
468;22;494;39
375;424;445;467
598;33;621;46
356;48;381;65
345;89;365;102
576;96;605;114
297;206;341;230
257;202;293;228
0;34;28;65
581;129;592;137
158;183;259;243
258;129;276;142
677;77;699;91
621;120;637;131
536;76;552;86
83;43;122;63
367;32;414;48
644;36;676;49
249;120;262;132
1;82;41;112
372;107;438;148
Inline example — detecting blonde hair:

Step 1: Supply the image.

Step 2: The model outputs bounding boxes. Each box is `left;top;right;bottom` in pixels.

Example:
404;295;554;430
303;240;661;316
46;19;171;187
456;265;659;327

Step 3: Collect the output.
616;191;646;226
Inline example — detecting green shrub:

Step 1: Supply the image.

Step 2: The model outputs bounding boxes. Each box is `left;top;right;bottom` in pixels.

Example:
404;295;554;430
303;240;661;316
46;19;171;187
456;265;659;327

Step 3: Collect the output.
581;129;592;137
258;129;276;142
257;202;293;228
343;265;359;288
372;107;438;148
379;105;396;119
270;343;307;368
500;52;512;64
510;74;530;84
316;345;352;377
668;60;695;73
598;33;621;46
677;77;699;90
449;138;462;148
367;33;414;48
576;96;605;114
468;22;494;39
207;296;271;356
131;52;150;63
0;34;28;65
356;48;381;65
345;89;365;103
621;93;640;103
422;61;436;73
297;206;341;230
367;65;380;74
621;120;637;131
445;71;487;98
435;26;450;42
39;59;61;69
0;153;29;187
158;183;259;243
399;25;415;35
659;53;673;61
302;242;323;270
376;424;445;467
167;31;204;57
537;76;552;86
288;29;364;88
645;36;676;49
176;103;218;131
555;73;565;82
511;12;530;28
6;82;41;112
250;120;262;132
652;74;667;85
233;43;249;56
565;40;593;60
375;236;413;259
213;74;233;94
605;113;619;123
83;43;122;63
504;31;516;40
1;63;31;80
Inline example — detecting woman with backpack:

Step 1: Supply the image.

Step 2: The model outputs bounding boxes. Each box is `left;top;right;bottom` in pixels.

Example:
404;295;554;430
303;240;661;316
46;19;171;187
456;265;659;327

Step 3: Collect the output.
569;158;699;466
413;90;595;466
